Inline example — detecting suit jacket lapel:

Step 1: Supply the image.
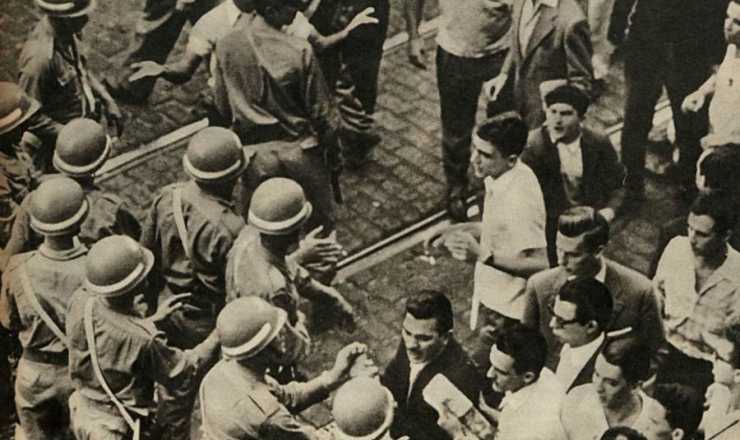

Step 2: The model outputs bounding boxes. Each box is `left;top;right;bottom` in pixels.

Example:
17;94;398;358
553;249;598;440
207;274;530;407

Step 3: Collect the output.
604;261;626;325
512;0;525;62
523;5;558;65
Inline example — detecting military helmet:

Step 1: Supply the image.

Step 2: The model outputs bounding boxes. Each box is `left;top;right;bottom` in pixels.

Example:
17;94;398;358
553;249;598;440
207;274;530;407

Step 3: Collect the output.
29;176;89;236
35;0;96;17
248;178;312;235
183;127;248;184
217;296;288;360
53;118;111;177
85;236;154;297
333;377;394;440
0;82;41;136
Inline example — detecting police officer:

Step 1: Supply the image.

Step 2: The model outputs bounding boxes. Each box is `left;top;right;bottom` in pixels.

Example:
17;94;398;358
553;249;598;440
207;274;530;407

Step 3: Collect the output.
3;118;141;268
226;178;355;368
0;177;89;440
200;296;373;439
66;235;220;440
140;126;247;438
333;377;399;440
19;0;122;132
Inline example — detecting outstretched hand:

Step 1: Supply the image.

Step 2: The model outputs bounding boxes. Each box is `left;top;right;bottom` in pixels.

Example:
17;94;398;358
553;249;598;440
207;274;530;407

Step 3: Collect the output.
129;61;166;83
346;7;379;33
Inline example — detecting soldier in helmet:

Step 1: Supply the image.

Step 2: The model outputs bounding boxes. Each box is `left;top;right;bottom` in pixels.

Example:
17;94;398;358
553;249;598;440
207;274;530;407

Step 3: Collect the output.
200;296;375;439
140;126;247;438
0;178;88;439
3;118;141;269
226;177;355;376
66;235;220;440
333;377;403;440
19;0;122;133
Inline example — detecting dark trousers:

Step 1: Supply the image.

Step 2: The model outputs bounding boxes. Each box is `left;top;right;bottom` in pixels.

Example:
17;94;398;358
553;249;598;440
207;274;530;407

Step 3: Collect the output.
113;0;221;99
436;47;506;190
621;42;710;193
656;343;713;397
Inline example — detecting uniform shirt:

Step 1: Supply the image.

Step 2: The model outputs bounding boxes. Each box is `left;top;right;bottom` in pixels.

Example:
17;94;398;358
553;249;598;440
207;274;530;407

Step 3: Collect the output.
473;159;547;323
497;368;566;440
199;359;331;440
214;14;340;145
654;237;740;361
187;0;247;85
18;17;97;124
437;0;512;58
561;384;657;440
3;181;141;265
0;148;35;247
141;181;244;316
66;289;214;416
0;243;87;355
555;333;604;392
709;45;740;140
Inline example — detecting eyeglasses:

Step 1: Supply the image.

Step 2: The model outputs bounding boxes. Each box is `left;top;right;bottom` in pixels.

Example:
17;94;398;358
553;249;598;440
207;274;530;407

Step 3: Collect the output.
548;303;581;327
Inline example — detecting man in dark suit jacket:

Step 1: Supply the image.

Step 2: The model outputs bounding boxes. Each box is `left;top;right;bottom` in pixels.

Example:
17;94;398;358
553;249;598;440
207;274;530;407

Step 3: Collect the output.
488;0;593;129
381;290;481;440
522;207;664;370
521;85;625;265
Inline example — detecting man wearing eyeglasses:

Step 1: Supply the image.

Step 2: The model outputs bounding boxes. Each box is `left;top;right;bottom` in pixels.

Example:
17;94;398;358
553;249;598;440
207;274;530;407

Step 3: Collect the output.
550;277;612;393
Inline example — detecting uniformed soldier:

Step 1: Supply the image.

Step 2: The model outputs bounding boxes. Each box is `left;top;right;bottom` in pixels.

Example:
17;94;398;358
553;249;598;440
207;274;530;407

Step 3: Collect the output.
0;177;89;440
140;126;247;438
333;377;399;440
3;118;141;269
66;235;220;440
0;83;40;249
199;296;373;439
226;178;355;370
19;0;122;133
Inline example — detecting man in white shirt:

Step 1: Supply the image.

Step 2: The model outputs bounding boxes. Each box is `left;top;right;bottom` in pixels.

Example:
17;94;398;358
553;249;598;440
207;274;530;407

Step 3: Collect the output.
551;278;613;392
561;338;657;440
701;326;740;440
430;115;548;380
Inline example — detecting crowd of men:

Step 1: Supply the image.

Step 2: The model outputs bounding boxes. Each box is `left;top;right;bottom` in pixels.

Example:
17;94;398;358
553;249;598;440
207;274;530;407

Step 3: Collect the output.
1;0;740;439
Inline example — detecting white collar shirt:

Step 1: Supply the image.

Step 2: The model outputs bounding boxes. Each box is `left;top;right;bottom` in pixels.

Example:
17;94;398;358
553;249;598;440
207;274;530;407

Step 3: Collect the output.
554;135;583;206
555;332;605;391
519;0;559;54
498;369;566;440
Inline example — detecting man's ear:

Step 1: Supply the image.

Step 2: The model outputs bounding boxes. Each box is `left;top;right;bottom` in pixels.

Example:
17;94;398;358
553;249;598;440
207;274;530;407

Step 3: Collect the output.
522;371;536;385
506;154;519;168
671;428;685;440
733;368;740;385
585;320;600;336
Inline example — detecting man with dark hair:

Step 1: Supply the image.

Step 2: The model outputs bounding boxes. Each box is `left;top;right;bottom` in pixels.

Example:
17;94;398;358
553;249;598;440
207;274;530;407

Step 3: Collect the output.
654;191;740;396
431;116;548;331
551;278;613;392
381;290;481;440
523;206;664;369
600;427;648;440
485;324;565;440
634;384;704;440
562;338;658;440
214;0;340;234
521;85;626;265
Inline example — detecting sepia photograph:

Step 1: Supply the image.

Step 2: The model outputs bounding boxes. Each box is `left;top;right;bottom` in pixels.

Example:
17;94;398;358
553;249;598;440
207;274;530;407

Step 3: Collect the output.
0;0;739;439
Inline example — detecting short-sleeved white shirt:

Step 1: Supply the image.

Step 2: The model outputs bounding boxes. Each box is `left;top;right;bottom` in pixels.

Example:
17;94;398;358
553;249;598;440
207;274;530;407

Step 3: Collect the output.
473;159;547;323
187;0;245;84
709;44;740;139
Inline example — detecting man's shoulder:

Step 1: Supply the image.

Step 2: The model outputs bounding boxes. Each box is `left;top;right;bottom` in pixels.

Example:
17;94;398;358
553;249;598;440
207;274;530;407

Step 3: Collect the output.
581;128;612;149
605;259;652;291
529;266;567;289
556;0;588;24
19;20;55;69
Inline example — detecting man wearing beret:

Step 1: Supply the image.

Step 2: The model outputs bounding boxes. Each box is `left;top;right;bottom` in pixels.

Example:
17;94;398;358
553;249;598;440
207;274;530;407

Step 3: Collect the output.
521;84;626;265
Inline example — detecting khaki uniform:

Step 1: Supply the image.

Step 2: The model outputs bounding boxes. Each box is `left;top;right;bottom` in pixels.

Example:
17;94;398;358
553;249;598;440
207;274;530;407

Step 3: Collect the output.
0;148;35;248
200;358;333;440
66;288;217;440
140;181;243;438
0;243;88;440
3;180;141;268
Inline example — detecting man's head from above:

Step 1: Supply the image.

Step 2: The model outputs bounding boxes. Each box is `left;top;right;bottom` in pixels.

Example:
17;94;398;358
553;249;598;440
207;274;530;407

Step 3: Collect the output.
36;0;94;35
557;207;610;277
402;290;453;365
709;323;740;389
0;82;41;148
550;278;613;347
472;115;529;180
726;1;740;46
696;144;740;193
255;0;304;26
544;85;589;144
488;324;547;394
687;191;738;258
592;338;651;410
636;384;704;440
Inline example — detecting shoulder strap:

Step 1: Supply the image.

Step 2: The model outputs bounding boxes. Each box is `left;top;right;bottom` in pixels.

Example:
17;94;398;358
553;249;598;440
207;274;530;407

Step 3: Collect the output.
18;260;69;347
172;186;192;260
83;297;141;440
